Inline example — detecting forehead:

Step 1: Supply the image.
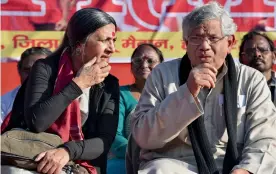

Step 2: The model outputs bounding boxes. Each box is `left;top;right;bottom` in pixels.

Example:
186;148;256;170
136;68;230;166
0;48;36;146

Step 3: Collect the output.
93;24;116;37
243;35;270;49
190;19;222;36
133;46;158;57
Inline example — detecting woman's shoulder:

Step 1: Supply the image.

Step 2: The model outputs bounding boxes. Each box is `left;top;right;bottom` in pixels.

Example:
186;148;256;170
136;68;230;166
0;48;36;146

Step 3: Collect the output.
27;54;61;86
104;74;119;84
119;85;130;91
119;85;135;102
119;85;131;97
102;74;119;95
33;54;60;75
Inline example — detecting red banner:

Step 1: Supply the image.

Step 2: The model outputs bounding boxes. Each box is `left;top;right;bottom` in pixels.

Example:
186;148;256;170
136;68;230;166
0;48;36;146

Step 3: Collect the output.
2;0;276;32
2;0;276;94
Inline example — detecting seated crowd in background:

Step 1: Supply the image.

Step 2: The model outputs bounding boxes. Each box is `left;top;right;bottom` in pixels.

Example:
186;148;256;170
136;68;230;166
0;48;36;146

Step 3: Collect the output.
1;47;52;124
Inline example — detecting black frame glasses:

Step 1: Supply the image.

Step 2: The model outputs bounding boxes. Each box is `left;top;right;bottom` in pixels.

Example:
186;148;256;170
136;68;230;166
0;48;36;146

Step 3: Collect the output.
187;36;226;45
241;47;271;57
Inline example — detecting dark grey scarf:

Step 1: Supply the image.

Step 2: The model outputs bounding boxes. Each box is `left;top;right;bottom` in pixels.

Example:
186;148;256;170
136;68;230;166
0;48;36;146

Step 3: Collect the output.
178;54;239;174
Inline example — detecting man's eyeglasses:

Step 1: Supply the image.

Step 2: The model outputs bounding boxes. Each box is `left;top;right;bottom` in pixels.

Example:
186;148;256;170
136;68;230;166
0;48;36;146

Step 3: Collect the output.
131;57;159;66
188;36;226;45
241;47;271;57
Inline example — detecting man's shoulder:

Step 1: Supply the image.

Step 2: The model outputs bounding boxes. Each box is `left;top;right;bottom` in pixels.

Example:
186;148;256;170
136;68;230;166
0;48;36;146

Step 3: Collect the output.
145;58;182;91
271;71;276;86
152;58;181;76
1;86;20;102
1;86;20;116
156;58;181;69
235;61;264;81
235;62;267;94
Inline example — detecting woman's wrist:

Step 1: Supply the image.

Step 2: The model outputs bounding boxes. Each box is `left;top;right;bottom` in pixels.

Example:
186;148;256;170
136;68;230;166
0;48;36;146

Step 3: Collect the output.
58;145;73;160
73;77;89;90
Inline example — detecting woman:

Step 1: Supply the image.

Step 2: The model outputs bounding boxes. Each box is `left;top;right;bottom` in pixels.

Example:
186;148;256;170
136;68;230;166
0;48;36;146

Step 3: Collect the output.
2;8;119;174
107;44;164;174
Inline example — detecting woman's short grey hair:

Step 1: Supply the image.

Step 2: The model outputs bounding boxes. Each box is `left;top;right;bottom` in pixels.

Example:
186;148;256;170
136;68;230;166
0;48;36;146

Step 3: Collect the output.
182;1;237;40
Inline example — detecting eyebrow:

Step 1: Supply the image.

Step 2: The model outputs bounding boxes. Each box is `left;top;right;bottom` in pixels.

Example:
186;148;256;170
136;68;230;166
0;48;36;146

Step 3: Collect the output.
257;43;270;47
97;35;106;40
134;55;158;59
99;36;117;40
196;33;220;37
246;44;270;48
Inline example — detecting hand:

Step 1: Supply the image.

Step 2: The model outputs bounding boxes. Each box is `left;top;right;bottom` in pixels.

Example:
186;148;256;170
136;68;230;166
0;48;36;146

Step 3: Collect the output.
231;169;250;174
186;63;217;97
70;0;76;6
55;18;67;31
73;57;111;89
35;148;70;174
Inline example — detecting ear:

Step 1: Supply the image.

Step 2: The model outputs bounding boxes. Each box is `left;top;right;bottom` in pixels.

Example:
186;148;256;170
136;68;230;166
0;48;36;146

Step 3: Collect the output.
182;34;188;45
239;54;246;64
75;42;86;55
184;36;188;46
75;41;81;49
130;62;137;79
227;35;236;54
273;50;276;63
184;38;189;54
185;39;188;45
74;42;81;52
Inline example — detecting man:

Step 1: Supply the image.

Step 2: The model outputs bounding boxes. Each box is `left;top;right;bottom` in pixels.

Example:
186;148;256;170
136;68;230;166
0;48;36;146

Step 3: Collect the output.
131;2;276;174
252;17;276;32
239;31;276;104
1;0;71;31
1;47;52;124
55;0;71;31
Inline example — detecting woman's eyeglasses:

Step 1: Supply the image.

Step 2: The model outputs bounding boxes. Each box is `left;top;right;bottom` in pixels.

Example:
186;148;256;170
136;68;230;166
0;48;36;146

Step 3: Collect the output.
131;57;159;66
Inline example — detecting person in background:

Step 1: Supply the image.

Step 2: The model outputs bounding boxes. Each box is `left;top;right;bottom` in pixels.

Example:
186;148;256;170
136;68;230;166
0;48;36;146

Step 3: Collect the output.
2;8;119;174
1;47;52;124
239;31;276;104
107;43;164;174
1;0;71;31
32;0;71;31
131;2;276;174
252;17;276;32
55;0;72;31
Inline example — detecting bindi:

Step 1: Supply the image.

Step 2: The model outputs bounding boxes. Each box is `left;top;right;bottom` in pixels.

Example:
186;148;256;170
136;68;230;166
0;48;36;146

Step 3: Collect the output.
112;32;115;37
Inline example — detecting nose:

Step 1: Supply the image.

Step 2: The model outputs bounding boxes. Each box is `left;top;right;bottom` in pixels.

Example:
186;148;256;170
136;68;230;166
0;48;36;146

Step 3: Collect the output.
107;40;116;54
253;49;262;57
141;60;149;68
199;39;211;52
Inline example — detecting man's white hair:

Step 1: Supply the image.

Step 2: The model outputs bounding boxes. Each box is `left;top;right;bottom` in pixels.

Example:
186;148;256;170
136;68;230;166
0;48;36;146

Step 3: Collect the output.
182;1;237;40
